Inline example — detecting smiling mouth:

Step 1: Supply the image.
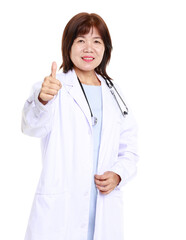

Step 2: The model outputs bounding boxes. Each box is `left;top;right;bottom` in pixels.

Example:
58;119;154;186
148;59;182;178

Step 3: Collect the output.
82;57;95;62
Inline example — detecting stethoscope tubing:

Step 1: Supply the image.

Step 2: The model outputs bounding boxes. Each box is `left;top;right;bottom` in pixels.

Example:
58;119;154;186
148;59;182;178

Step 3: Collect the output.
77;77;128;126
105;79;128;117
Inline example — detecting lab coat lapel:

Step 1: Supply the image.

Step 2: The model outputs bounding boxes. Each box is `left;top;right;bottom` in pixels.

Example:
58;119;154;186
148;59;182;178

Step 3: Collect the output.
62;70;115;138
63;70;92;129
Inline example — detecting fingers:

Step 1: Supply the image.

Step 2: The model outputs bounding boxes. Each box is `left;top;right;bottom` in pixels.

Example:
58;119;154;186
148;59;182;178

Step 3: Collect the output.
39;92;55;102
47;82;61;91
43;77;62;88
51;61;57;78
99;189;113;195
38;61;62;104
94;171;120;195
96;186;114;195
41;86;59;96
95;178;114;194
94;174;110;190
94;173;108;180
95;178;110;188
48;61;62;87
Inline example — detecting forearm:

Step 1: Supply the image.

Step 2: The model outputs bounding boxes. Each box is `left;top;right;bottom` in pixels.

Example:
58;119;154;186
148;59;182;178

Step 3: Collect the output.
21;87;55;138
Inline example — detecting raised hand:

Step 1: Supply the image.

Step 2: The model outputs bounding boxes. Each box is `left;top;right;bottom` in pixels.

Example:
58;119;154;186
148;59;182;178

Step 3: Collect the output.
38;62;62;105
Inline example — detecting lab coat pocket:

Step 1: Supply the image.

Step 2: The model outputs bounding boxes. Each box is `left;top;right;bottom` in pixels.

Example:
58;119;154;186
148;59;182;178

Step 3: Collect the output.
27;191;70;237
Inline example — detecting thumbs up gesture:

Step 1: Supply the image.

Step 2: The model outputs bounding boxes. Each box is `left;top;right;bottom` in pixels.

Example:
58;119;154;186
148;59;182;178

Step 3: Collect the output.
38;62;62;105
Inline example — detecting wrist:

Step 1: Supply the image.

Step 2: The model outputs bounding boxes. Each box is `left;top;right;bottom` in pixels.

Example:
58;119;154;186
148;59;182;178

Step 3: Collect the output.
38;94;48;105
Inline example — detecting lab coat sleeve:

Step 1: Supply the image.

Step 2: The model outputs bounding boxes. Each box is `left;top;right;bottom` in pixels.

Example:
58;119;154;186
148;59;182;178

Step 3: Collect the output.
110;108;139;190
21;81;56;138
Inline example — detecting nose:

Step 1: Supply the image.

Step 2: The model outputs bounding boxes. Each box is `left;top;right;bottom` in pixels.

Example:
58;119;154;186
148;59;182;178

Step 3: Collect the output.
83;41;93;53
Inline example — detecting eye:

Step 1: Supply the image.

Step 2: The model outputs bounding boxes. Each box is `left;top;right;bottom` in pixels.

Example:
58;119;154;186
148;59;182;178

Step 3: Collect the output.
94;40;101;44
76;38;85;43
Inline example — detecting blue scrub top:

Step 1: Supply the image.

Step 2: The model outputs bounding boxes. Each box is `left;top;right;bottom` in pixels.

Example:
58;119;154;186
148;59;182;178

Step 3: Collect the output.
82;84;103;240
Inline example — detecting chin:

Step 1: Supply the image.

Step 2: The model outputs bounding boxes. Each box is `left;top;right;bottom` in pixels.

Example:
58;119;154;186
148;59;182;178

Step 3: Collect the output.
75;66;97;73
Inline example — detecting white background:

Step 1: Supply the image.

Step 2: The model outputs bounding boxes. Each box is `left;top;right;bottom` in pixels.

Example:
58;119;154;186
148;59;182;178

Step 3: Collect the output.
0;0;186;239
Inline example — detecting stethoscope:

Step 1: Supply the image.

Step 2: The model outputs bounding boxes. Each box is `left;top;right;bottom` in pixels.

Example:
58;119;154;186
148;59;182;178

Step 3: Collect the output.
77;77;128;126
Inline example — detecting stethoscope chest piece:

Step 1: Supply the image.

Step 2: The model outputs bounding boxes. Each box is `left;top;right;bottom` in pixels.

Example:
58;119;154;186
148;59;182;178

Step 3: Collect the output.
77;77;99;126
92;116;98;126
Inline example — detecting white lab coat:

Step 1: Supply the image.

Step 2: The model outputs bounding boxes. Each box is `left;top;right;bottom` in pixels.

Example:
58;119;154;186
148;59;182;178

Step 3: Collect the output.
22;69;138;240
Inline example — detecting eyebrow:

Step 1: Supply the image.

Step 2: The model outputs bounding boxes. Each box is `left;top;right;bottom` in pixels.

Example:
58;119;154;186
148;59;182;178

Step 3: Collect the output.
77;35;102;39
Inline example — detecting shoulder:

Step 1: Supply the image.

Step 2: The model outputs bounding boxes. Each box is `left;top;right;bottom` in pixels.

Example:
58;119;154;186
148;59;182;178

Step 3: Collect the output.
56;71;66;82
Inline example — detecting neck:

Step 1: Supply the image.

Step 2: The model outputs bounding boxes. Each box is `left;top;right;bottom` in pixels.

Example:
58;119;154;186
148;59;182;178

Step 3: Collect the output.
74;67;101;86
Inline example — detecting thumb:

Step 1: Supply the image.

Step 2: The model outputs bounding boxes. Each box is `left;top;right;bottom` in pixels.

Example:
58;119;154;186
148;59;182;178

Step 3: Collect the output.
51;61;57;78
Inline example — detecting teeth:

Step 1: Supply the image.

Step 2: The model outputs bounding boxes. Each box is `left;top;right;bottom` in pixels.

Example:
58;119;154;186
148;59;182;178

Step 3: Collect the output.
82;58;94;60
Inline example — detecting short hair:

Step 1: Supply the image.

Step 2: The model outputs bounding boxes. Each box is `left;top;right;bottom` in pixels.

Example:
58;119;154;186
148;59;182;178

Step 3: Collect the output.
59;12;113;80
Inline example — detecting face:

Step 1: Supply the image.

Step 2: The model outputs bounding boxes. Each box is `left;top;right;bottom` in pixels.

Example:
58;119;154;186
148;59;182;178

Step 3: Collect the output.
70;27;105;73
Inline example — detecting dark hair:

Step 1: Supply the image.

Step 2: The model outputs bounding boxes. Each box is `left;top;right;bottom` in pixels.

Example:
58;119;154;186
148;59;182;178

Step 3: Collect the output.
59;12;113;80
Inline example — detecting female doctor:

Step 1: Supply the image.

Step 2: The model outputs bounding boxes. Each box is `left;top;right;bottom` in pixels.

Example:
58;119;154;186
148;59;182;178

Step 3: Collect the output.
22;12;138;240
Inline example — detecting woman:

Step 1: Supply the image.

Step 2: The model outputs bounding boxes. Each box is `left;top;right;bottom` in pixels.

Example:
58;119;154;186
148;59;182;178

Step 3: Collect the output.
22;12;138;240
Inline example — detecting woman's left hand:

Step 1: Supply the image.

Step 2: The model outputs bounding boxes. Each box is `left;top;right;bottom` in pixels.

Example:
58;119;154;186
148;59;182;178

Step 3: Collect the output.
94;171;121;195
